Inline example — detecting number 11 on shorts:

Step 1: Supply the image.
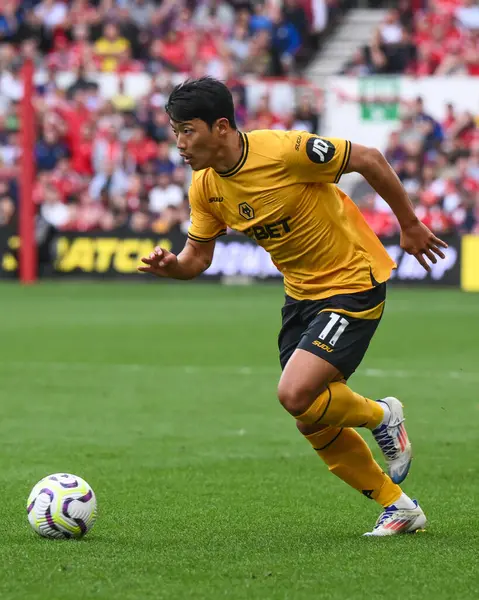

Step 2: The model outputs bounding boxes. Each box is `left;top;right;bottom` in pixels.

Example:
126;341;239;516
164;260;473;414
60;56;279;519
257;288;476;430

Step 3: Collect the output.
318;313;349;347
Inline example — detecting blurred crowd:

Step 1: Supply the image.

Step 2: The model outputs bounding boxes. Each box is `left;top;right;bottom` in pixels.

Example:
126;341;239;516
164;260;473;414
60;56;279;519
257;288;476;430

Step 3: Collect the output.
0;0;478;238
357;96;479;236
0;0;342;77
0;0;331;233
342;0;479;76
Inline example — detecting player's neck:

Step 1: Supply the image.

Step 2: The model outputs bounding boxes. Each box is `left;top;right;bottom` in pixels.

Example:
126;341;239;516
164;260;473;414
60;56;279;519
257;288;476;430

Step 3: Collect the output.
212;131;243;174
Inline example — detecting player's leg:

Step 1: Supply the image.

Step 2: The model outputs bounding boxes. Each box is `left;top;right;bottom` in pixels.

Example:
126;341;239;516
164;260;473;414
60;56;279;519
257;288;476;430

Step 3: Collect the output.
278;285;387;426
278;338;412;485
278;348;384;427
297;419;426;536
277;293;423;534
278;288;412;484
297;419;400;504
279;354;407;510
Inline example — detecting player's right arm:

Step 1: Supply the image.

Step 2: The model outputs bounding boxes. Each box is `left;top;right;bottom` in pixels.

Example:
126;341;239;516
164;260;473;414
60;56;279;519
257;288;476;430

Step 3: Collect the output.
138;238;215;280
138;175;226;280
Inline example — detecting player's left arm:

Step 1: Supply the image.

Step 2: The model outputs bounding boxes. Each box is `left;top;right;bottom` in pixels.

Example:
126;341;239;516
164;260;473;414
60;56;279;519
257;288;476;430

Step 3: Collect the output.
345;142;448;271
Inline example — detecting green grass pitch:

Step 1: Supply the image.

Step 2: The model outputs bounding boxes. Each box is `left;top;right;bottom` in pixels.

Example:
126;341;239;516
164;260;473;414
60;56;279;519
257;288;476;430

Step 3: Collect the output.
0;282;478;600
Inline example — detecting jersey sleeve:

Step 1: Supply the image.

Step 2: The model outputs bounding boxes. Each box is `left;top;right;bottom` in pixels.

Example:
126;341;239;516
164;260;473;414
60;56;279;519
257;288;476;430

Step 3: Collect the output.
281;131;352;184
187;177;227;243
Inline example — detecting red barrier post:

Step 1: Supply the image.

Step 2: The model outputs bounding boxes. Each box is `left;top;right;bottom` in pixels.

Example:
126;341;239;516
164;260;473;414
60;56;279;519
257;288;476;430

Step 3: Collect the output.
19;58;37;284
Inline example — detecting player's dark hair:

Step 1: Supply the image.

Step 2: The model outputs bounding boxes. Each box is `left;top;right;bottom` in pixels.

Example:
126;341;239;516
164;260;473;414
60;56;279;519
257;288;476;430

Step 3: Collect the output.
165;77;237;130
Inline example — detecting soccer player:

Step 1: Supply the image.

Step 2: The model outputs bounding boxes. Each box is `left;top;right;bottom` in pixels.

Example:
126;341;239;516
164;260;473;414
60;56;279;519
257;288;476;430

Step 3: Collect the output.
139;77;447;536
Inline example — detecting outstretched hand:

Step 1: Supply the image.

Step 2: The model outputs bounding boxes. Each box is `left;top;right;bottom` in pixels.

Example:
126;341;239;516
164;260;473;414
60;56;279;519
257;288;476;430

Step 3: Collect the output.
400;221;448;272
138;246;179;277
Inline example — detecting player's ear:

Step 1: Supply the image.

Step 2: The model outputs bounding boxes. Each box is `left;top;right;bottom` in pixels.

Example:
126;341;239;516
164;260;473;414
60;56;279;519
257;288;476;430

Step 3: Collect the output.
215;118;230;136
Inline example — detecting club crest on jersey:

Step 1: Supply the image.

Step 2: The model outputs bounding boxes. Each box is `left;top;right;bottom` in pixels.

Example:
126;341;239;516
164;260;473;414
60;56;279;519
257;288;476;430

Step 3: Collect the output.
306;137;335;164
238;202;255;220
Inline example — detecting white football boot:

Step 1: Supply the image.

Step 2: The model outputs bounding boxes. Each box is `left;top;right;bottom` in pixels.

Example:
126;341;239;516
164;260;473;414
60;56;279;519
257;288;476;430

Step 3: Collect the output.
372;397;412;484
363;499;427;536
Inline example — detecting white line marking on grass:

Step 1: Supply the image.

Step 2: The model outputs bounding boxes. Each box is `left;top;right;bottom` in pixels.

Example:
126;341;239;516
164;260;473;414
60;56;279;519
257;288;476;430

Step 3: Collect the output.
362;368;479;382
2;362;478;382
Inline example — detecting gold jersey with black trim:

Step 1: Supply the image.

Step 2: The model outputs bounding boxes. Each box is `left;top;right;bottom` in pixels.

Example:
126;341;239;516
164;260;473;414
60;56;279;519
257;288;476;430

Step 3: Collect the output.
188;129;396;300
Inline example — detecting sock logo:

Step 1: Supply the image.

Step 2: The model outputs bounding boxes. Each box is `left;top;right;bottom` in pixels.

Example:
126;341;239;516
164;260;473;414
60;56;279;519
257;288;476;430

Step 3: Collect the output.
362;489;374;500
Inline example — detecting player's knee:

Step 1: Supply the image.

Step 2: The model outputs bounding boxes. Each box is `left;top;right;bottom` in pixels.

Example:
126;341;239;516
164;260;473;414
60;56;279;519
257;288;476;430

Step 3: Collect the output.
277;381;317;417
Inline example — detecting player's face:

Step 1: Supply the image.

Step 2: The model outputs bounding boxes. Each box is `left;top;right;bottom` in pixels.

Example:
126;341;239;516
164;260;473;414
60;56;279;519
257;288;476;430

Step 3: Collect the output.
170;119;219;171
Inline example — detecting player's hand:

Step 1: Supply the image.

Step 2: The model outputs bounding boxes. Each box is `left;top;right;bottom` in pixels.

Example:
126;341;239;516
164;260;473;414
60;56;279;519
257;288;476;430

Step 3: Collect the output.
138;246;178;277
400;221;448;272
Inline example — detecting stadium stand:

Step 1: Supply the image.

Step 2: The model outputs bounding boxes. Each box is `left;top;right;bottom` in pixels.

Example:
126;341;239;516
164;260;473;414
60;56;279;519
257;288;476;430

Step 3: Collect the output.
0;0;478;237
341;1;479;76
353;95;479;236
0;0;333;233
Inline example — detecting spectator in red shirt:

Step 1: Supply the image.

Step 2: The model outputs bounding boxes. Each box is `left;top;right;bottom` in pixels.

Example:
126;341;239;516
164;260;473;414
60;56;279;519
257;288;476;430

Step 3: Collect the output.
71;122;94;177
359;194;398;237
248;95;283;130
413;17;430;48
47;36;82;71
73;191;105;232
416;190;454;234
151;31;191;72
126;126;157;171
411;42;440;75
442;102;457;135
116;48;144;75
50;158;84;201
55;87;91;155
68;0;100;27
464;32;479;75
68;23;93;67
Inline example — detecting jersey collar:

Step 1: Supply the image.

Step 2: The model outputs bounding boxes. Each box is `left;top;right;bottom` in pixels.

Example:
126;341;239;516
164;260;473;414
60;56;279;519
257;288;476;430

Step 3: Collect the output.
217;132;249;178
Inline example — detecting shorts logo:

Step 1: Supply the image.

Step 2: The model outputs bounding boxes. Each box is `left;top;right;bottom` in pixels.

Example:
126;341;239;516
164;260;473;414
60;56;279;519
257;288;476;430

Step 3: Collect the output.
306;137;335;164
239;202;255;220
209;197;224;203
312;340;333;353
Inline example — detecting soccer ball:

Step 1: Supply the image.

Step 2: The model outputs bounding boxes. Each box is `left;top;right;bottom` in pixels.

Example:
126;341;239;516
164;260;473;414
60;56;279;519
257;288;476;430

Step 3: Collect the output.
27;473;97;539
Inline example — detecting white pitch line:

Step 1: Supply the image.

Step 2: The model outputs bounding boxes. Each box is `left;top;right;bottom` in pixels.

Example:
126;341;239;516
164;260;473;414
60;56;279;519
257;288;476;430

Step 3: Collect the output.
1;362;478;382
362;368;479;382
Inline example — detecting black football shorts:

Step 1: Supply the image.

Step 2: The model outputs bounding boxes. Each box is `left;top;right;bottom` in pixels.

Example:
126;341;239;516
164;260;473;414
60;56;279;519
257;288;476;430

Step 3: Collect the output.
278;283;386;380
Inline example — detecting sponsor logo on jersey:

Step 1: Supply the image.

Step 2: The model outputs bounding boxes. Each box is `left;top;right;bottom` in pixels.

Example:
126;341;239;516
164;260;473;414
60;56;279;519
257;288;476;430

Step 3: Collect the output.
244;217;292;241
295;135;302;151
306;137;336;164
208;197;224;203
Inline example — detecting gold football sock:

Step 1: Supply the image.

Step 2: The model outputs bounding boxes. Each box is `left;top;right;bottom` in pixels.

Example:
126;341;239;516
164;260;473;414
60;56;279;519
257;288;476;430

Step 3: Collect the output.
296;382;384;429
304;426;401;507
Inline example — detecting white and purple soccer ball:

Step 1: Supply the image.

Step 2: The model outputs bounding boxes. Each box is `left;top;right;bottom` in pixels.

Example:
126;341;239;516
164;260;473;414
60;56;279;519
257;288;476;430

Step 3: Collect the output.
27;473;97;539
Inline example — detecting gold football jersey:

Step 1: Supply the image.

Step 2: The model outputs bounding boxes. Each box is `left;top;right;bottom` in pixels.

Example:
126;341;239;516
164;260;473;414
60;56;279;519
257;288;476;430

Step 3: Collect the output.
188;129;395;300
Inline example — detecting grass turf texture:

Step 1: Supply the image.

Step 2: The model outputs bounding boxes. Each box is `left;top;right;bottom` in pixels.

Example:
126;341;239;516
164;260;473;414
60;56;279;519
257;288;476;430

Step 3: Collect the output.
0;282;478;600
